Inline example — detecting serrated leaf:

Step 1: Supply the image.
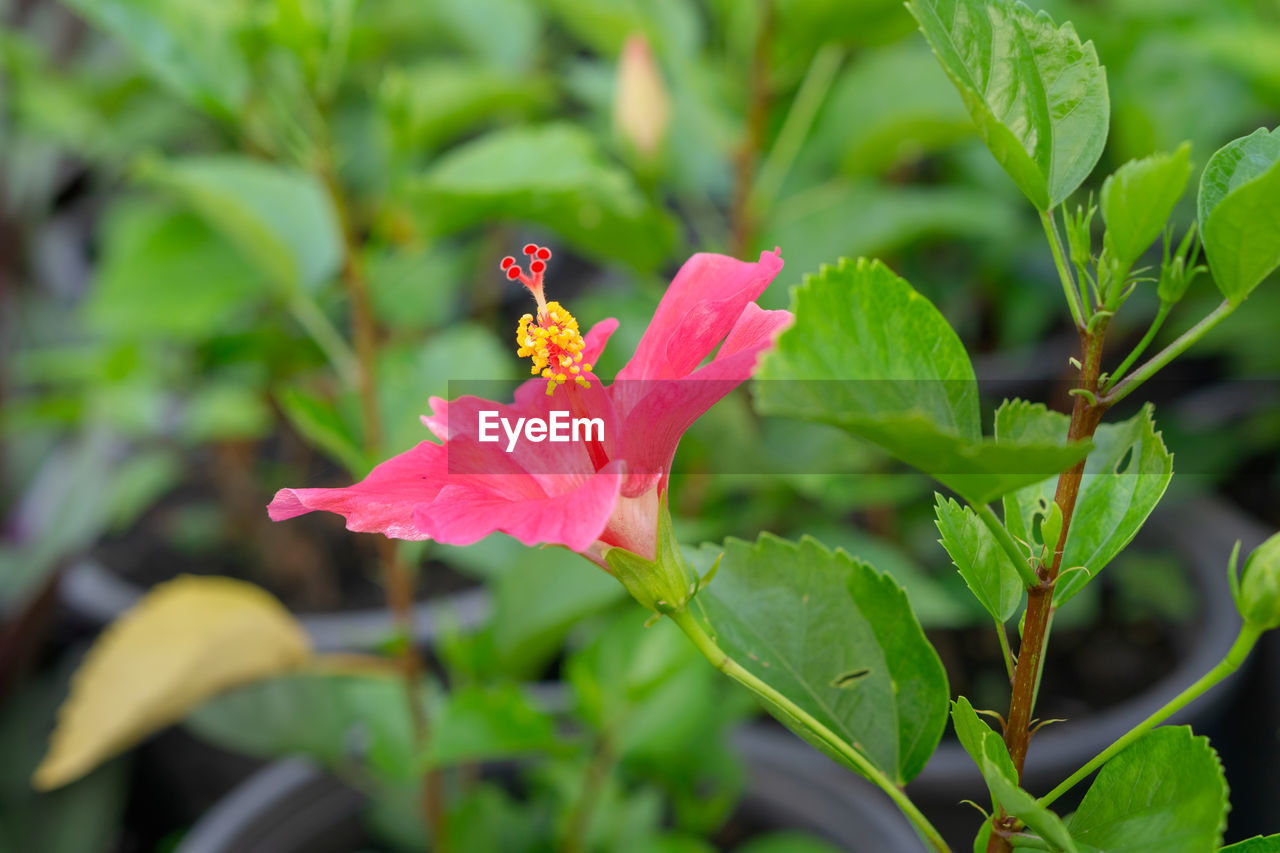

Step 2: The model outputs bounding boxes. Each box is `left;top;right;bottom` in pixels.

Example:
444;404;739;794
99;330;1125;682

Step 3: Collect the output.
1101;143;1192;274
34;577;310;790
1198;126;1280;304
984;755;1078;853
935;497;1024;621
410;124;676;270
950;697;1017;813
61;0;249;116
756;259;1092;505
907;0;1109;209
997;401;1173;604
689;534;948;785
951;696;1077;852
142;156;343;293
1067;726;1228;853
1222;836;1280;853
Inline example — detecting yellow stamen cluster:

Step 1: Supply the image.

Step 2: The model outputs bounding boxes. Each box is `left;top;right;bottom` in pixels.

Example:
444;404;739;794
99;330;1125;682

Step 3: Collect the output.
515;301;593;394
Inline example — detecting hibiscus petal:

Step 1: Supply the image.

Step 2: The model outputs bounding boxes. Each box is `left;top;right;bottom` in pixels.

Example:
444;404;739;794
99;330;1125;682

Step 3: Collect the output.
617;249;783;381
267;440;449;540
613;304;793;496
412;460;626;552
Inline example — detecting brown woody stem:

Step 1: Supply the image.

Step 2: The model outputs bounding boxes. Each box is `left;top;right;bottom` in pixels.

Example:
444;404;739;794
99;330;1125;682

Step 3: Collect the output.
987;318;1110;853
323;166;448;849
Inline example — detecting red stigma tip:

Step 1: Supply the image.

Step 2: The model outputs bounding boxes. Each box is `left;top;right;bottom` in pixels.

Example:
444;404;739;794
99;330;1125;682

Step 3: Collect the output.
530;260;545;274
506;267;521;280
523;243;538;255
500;256;515;269
536;247;551;260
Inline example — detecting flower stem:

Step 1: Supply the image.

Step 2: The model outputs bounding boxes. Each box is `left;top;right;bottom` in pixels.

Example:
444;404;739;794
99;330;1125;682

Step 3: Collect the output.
1101;299;1235;407
1039;623;1264;808
976;504;1039;589
668;608;952;853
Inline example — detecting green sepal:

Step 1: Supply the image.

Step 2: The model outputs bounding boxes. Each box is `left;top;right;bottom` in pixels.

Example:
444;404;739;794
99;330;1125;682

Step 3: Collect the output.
604;499;696;614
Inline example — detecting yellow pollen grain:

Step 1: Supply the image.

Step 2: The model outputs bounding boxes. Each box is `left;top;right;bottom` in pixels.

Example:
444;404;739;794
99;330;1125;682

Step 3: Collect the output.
515;301;593;394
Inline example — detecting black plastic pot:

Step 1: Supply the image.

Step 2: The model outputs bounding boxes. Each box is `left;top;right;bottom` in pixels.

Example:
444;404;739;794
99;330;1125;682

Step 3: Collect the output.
59;557;490;653
175;725;925;853
893;495;1267;848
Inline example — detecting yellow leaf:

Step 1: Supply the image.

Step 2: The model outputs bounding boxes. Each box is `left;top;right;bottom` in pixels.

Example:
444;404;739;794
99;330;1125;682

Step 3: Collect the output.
34;575;310;790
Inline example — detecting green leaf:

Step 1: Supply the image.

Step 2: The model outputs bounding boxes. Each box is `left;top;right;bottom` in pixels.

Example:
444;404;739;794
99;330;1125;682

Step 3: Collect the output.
423;684;560;769
934;496;1024;621
1222;836;1280;853
755;259;1092;505
761;182;1020;297
689;534;948;785
907;0;1109;209
410;124;677;270
813;42;973;177
189;668;559;781
490;546;626;678
61;0;249;116
1101;143;1192;274
1198;127;1280;304
85;201;263;341
997;401;1173;604
277;386;369;477
187;668;417;781
984;756;1078;853
381;62;550;152
142;156;343;293
1067;726;1228;853
951;700;1077;853
950;697;1016;813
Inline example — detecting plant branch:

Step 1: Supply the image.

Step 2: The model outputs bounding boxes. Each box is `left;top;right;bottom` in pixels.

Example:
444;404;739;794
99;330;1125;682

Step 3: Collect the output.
1101;299;1235;407
669;608;952;853
1104;301;1170;391
1040;210;1088;331
1039;622;1264;808
988;318;1111;853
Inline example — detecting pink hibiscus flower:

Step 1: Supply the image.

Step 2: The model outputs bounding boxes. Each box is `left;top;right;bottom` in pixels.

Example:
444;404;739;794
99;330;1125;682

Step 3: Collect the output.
268;245;789;566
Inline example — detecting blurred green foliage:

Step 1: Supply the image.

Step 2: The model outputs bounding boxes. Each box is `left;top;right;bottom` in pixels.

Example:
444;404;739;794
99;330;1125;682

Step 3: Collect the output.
0;0;1276;846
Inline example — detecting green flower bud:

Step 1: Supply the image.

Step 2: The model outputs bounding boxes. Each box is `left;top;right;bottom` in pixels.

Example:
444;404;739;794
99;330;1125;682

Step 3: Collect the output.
1236;532;1280;630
